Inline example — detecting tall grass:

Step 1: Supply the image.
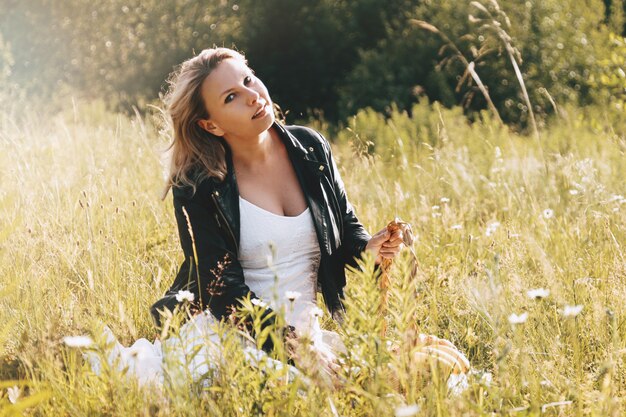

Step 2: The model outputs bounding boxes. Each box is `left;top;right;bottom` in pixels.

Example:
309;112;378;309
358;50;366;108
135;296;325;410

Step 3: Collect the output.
0;97;625;416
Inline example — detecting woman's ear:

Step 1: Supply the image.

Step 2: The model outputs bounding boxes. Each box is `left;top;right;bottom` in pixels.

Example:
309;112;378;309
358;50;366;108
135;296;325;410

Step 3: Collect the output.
197;119;225;137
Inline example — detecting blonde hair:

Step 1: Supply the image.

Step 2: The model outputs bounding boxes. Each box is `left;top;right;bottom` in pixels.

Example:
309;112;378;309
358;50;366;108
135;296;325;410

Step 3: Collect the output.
161;47;246;199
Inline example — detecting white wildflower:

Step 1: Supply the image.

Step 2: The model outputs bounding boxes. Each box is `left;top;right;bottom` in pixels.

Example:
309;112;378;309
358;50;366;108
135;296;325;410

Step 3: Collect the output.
478;371;493;387
569;189;579;195
431;212;442;218
63;336;94;348
542;209;554;219
251;298;268;309
494;146;502;159
395;404;420;417
540;379;553;388
485;221;500;237
508;312;528;325
431;205;440;211
285;291;302;302
610;194;625;203
175;290;195;303
440;197;450;204
310;306;324;319
527;288;550;300
561;304;583;318
451;224;463;230
7;386;20;404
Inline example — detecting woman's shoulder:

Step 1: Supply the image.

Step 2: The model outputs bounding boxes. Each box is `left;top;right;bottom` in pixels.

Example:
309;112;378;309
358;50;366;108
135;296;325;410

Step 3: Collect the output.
283;124;331;154
171;167;217;201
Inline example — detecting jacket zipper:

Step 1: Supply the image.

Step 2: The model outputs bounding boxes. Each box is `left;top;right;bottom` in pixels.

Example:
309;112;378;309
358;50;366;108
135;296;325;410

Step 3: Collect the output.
211;191;239;252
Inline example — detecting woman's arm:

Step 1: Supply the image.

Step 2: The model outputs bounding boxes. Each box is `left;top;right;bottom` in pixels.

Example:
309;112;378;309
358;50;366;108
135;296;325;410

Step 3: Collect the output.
318;132;372;267
318;131;404;265
150;186;277;351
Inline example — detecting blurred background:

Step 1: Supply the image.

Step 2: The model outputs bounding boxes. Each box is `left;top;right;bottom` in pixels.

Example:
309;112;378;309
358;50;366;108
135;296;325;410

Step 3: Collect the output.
0;0;624;128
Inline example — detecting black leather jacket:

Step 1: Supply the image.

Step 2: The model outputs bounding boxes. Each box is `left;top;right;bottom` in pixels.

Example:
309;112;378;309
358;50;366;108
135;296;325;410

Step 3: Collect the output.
151;122;371;338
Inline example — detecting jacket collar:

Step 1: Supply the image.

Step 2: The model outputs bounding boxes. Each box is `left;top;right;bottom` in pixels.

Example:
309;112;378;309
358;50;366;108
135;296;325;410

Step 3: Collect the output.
213;121;326;180
209;121;332;254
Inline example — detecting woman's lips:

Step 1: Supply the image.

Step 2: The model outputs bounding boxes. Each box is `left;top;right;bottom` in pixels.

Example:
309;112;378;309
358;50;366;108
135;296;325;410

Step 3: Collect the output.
252;103;269;119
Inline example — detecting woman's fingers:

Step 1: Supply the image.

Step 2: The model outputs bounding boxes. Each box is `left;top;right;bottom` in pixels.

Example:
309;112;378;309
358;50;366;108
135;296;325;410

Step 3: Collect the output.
383;230;403;245
382;238;404;248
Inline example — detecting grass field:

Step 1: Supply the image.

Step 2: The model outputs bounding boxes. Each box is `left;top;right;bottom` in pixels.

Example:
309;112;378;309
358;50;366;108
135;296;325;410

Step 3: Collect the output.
1;98;625;416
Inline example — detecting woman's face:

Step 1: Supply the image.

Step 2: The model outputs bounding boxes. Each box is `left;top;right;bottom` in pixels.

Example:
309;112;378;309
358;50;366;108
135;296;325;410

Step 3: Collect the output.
197;58;275;140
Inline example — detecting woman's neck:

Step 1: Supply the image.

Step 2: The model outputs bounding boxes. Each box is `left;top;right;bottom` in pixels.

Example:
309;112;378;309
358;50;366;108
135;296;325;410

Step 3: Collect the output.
227;127;278;170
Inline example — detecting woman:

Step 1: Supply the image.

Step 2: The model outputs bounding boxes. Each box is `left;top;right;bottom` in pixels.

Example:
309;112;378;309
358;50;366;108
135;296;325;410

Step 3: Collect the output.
90;47;469;386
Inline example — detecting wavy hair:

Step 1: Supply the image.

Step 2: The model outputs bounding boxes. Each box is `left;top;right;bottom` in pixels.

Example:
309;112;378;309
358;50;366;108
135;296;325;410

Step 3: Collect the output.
160;47;246;199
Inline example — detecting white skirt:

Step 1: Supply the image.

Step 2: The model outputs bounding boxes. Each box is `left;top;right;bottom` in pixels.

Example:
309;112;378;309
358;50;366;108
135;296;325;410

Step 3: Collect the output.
85;311;344;387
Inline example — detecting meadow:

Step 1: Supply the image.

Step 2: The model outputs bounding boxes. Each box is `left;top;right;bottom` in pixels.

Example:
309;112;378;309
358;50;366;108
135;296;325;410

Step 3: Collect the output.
1;98;625;416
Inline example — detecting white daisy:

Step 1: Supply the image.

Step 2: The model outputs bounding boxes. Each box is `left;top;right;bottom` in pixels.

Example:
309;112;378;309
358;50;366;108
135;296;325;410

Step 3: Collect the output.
569;189;579;195
527;288;550;300
485;221;500;237
310;306;324;318
251;298;268;309
175;290;195;303
7;386;20;404
63;336;94;348
440;197;450;204
395;404;420;417
285;291;302;302
542;209;554;219
508;312;528;325
561;305;583;318
451;224;463;230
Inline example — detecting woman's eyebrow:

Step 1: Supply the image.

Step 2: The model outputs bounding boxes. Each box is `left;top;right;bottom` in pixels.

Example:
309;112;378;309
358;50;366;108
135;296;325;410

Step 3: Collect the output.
219;71;254;98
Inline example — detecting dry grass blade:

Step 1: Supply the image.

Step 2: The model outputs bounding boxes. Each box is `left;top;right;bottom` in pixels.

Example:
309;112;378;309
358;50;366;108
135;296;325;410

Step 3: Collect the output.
409;19;440;34
411;17;504;124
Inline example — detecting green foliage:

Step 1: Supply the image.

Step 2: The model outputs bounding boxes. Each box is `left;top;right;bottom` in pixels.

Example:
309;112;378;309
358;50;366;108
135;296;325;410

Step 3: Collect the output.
339;0;617;130
589;32;626;112
1;0;622;126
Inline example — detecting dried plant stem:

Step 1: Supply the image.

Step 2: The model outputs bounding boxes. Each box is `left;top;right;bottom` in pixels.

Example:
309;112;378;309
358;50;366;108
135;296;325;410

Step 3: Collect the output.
467;61;502;124
411;19;503;125
505;45;539;139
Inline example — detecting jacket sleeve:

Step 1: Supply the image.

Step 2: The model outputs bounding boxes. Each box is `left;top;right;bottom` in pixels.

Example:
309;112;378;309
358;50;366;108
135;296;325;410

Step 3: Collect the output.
318;131;371;268
150;186;277;351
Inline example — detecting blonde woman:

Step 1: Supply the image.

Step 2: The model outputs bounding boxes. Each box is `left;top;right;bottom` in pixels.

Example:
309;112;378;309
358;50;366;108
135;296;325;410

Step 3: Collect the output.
90;47;469;387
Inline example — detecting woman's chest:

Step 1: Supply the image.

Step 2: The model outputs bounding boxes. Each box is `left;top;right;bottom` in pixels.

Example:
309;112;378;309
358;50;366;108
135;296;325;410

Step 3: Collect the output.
236;156;308;217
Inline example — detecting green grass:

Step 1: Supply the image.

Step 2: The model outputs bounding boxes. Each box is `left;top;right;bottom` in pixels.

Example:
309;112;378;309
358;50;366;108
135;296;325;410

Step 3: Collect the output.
1;97;625;416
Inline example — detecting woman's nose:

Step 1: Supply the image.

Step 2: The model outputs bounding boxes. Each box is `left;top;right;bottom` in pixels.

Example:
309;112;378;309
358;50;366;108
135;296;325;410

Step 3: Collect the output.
245;88;260;105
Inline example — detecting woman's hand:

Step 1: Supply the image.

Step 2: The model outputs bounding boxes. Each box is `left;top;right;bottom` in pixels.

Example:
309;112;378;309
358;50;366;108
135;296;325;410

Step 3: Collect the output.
365;226;405;264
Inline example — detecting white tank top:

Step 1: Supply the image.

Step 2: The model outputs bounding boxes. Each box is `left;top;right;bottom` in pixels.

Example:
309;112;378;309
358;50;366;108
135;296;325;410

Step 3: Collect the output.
238;197;321;333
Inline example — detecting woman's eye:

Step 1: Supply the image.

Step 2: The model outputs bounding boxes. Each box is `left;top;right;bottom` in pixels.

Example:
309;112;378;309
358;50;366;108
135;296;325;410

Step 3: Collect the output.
224;76;253;103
